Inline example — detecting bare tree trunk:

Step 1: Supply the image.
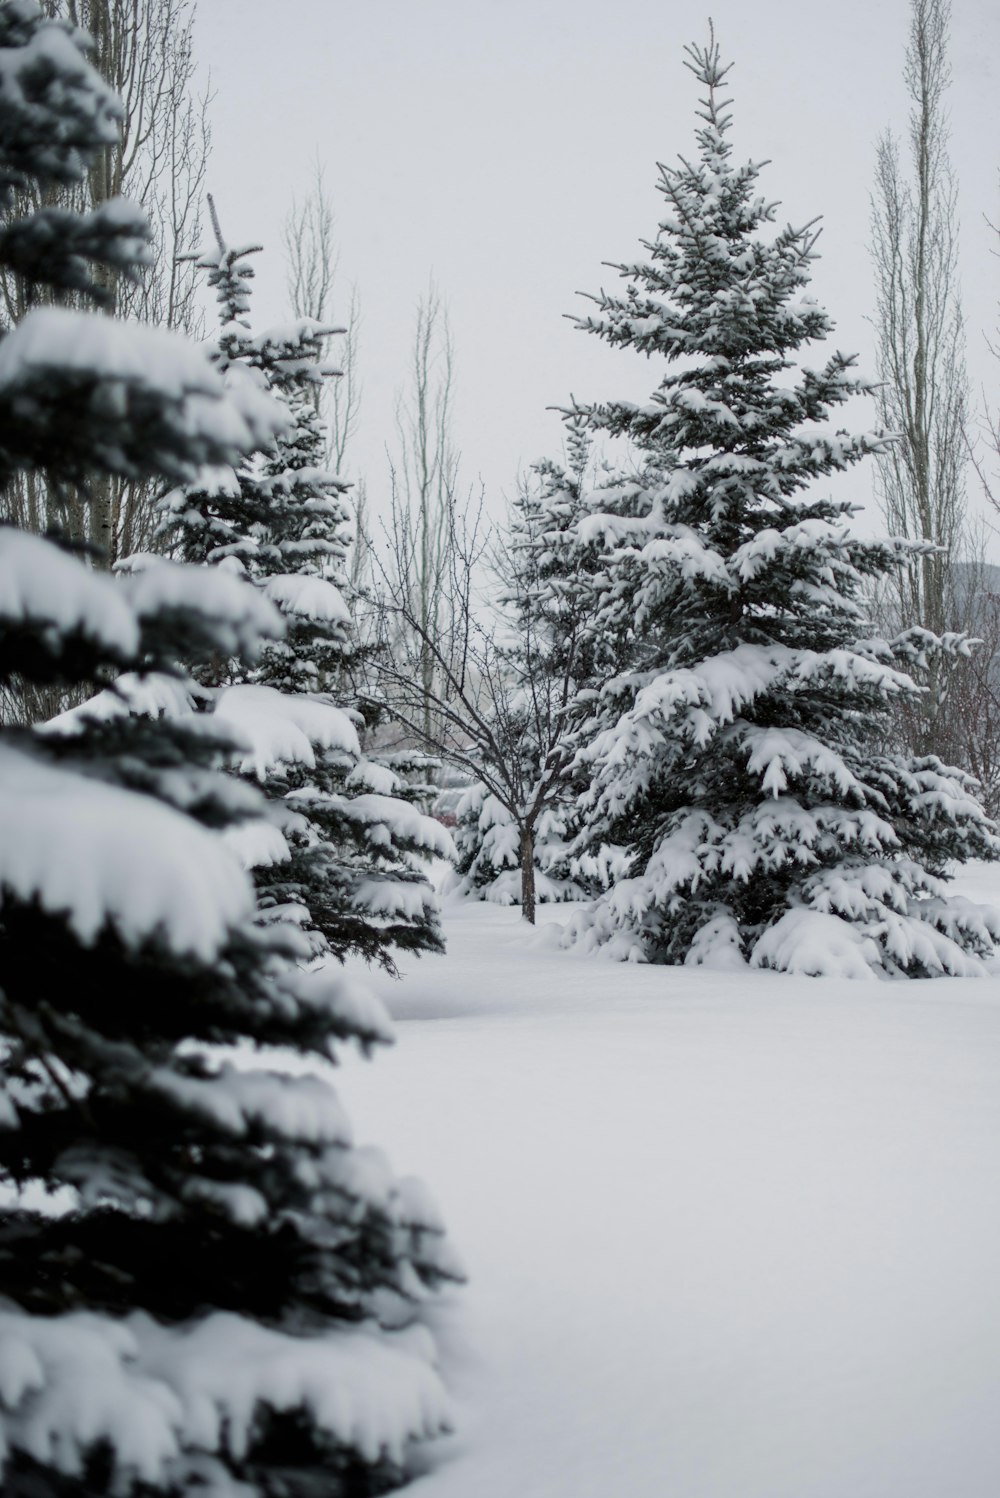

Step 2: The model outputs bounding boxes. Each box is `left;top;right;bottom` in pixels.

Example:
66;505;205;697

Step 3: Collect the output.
520;822;537;925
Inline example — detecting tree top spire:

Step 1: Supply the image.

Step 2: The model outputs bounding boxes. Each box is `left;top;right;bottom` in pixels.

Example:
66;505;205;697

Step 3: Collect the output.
682;21;735;144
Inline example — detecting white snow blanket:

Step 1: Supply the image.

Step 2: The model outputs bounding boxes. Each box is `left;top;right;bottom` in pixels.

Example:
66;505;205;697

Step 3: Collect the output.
334;862;1000;1498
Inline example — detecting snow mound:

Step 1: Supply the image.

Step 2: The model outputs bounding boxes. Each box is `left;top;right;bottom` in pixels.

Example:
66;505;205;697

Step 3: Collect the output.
685;910;747;970
751;910;882;979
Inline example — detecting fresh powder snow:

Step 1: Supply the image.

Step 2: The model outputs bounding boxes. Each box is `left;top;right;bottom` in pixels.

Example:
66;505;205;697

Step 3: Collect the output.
330;861;1000;1498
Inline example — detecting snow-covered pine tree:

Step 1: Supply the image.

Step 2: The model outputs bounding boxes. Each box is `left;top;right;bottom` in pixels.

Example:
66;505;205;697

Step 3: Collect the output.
159;213;451;969
155;201;273;585
565;29;999;977
0;5;457;1493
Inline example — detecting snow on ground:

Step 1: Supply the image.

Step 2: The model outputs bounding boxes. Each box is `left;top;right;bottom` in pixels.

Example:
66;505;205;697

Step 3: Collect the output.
335;862;1000;1498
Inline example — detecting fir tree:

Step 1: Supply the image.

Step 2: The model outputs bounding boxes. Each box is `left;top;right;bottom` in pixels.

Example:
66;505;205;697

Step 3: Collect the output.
0;6;457;1493
565;29;999;977
159;213;450;970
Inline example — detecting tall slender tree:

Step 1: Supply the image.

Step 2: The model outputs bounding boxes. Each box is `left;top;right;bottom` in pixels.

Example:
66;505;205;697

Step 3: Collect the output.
383;285;464;744
871;0;969;754
564;28;998;977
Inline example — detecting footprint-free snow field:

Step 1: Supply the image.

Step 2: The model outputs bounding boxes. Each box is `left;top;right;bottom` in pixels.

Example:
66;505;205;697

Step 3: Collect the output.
337;864;1000;1498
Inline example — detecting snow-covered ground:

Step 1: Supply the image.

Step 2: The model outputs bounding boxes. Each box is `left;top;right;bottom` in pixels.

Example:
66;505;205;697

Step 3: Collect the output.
337;862;1000;1498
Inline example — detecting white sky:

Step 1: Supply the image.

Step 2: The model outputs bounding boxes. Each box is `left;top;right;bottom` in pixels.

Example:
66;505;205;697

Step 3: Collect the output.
195;0;999;534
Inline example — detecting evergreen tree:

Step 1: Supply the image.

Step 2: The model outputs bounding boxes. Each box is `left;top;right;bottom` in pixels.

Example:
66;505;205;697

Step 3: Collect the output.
0;6;457;1493
156;204;272;582
159;215;450;970
565;30;999;977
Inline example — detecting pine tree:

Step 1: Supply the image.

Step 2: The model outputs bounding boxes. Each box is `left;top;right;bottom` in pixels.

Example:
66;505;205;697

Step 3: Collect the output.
159;213;450;970
156;205;272;582
565;29;999;977
0;5;457;1493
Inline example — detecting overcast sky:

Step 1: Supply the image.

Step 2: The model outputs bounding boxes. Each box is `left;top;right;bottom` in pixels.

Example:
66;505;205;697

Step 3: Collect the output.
195;0;999;534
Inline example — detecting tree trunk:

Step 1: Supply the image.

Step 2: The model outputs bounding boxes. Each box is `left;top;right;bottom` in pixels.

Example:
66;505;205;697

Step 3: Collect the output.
520;823;536;925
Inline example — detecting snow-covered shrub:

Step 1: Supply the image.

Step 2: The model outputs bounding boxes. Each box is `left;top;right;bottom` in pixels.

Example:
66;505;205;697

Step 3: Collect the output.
0;6;459;1493
563;31;999;977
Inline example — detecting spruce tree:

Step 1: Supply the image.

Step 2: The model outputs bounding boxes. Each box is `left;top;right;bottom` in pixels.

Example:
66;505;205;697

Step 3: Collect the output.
566;30;999;977
0;6;457;1493
159;217;450;970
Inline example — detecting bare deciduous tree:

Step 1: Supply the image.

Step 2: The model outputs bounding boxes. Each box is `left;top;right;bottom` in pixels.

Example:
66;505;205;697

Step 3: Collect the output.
379;284;466;743
283;164;362;474
871;0;969;753
971;198;1000;518
364;446;614;923
365;501;580;923
943;559;1000;817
